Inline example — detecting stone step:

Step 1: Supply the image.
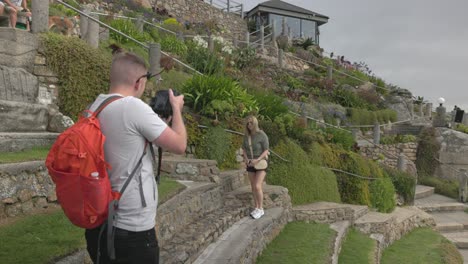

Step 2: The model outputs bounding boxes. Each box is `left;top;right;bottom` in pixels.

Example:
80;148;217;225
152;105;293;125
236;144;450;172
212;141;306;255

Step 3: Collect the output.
459;249;468;264
193;207;288;264
292;201;369;224
415;185;435;199
415;193;467;212
442;232;468;249
354;206;435;248
330;221;350;264
161;204;251;264
0;132;58;152
430;211;468;232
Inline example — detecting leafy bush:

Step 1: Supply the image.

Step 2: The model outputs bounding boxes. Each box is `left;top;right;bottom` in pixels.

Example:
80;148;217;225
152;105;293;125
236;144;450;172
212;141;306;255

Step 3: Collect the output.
380;135;417;145
383;166;416;205
196;126;237;169
455;123;468;134
251;91;288;121
416;127;441;177
269;139;341;205
419;177;459;199
232;47;257;70
109;19;152;45
330;88;372;110
41;33;112;120
49;3;77;17
369;178;396;213
347;108;397;126
182;75;258;119
160;35;187;57
322;127;355;151
319;144;396;212
185;43;224;75
162;18;184;32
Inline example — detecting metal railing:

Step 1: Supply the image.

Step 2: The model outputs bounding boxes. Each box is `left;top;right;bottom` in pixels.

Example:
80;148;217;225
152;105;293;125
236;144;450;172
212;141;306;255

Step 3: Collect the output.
205;0;244;18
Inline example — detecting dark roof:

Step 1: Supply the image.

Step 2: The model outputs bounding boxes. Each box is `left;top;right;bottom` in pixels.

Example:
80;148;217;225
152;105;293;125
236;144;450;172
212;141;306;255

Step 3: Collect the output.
252;0;329;19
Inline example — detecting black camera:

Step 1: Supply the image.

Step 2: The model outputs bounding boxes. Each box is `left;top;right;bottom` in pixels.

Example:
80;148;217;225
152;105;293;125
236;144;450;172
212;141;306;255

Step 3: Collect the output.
149;90;179;119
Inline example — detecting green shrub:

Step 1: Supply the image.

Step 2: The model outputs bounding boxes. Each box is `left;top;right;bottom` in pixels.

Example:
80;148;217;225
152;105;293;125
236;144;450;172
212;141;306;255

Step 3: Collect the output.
347;108;397;126
232;47;257;70
182;75;258;118
380;135;417;145
186;42;224;75
40;33;112;120
269;139;341;205
109;19;152;45
252;91;288;121
416;127;441;177
383;166;416;205
259;119;286;148
319;144;396;211
323;127;355;151
369;178;396;213
330;88;372;109
454;123;468;134
196;126;237;169
160;35;187;57
49;3;77;17
419;177;459;199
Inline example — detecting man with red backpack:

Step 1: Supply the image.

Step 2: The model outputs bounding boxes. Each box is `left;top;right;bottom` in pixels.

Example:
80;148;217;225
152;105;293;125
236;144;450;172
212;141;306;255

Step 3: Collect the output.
84;51;187;263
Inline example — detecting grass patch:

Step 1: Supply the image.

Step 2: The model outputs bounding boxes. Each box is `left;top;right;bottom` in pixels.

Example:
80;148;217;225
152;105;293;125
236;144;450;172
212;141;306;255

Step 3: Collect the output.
339;228;375;264
0;146;51;164
419;176;459;200
382;228;462;264
0;177;184;263
257;222;335;264
159;176;186;203
0;210;85;264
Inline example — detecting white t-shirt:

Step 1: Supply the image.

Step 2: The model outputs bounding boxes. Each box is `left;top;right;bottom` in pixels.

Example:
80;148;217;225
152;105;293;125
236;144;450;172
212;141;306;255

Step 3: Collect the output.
89;94;168;232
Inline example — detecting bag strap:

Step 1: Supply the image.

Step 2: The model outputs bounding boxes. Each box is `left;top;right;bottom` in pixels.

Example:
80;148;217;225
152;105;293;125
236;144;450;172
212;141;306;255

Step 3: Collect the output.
156;146;162;185
92;95;123;117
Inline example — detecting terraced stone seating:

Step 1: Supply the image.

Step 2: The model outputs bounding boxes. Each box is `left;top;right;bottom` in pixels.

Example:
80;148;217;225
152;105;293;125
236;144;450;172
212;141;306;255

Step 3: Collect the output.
415;184;468;258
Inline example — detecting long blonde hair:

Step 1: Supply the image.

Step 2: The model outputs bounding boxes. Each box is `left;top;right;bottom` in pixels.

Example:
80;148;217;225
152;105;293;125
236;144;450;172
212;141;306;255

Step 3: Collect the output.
244;116;260;135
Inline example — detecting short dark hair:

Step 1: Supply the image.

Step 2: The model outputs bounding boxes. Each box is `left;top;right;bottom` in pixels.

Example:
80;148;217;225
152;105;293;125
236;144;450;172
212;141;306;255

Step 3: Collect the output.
110;52;147;87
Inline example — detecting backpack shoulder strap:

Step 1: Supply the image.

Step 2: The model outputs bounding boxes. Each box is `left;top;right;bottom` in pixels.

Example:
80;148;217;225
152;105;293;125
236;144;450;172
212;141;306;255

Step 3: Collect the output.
92;95;123;117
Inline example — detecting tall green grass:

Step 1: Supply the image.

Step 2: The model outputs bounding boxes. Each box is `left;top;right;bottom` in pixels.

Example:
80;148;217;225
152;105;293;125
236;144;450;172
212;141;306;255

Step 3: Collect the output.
382;228;462;264
339;228;376;264
257;222;335;264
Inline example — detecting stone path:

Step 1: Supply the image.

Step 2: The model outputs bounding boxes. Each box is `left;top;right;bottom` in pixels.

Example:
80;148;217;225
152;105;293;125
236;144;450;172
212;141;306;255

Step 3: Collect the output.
415;184;468;263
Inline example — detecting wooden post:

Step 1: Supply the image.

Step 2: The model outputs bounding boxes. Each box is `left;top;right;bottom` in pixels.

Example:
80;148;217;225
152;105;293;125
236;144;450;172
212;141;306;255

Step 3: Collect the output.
245;32;250;47
373;122;380;144
278;49;284;68
80;7;89;39
31;0;49;33
260;25;265;50
149;43;161;78
327;65;333;80
136;15;144;33
85;14;100;48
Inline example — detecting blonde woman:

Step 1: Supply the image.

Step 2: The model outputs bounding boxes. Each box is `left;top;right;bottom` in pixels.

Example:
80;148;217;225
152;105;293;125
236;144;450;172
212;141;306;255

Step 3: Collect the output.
242;116;269;219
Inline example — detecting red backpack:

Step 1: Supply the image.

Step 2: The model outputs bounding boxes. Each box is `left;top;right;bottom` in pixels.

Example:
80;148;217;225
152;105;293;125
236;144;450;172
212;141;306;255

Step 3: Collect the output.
46;96;124;229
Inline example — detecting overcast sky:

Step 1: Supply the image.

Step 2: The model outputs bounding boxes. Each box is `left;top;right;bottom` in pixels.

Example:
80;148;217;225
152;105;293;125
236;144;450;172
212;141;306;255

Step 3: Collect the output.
237;0;468;110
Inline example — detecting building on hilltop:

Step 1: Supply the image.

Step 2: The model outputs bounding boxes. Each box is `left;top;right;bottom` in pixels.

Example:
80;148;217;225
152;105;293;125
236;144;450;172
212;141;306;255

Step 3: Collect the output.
245;0;328;44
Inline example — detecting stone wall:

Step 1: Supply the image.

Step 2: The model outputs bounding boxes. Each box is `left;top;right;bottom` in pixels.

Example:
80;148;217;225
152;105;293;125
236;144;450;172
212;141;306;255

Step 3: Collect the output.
360;142;418;175
34;51;60;106
0;161;57;220
435;127;468;181
160;157;220;182
154;0;247;38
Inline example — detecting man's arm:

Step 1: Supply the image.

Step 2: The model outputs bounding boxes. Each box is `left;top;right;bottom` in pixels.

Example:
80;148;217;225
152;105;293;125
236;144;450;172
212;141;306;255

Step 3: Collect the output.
154;89;187;154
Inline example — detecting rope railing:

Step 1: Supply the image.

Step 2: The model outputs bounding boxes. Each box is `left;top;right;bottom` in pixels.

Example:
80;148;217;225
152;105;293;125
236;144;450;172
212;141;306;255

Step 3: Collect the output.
57;0;203;76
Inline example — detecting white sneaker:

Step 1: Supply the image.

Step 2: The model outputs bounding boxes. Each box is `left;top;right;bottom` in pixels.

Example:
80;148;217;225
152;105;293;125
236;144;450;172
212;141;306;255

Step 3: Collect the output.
252;208;264;219
250;208;260;218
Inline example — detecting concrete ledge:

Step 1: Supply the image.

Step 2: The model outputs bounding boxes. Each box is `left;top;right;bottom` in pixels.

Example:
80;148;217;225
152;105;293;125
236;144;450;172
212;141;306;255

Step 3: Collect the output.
415;185;435;199
193;207;288;264
292;202;369;224
0;132;58;152
0;160;45;175
330;221;350;264
0;28;38;72
0;101;50;133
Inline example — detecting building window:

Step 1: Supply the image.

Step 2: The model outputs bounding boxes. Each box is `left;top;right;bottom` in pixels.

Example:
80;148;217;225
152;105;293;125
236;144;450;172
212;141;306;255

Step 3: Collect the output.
268;14;318;43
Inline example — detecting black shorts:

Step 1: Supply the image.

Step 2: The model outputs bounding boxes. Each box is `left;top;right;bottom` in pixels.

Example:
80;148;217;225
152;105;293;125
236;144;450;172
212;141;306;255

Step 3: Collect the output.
246;166;267;173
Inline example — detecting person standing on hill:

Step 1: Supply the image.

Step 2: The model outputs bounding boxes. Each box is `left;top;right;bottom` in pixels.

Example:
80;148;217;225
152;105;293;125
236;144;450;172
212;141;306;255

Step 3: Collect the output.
85;50;187;264
242;116;269;219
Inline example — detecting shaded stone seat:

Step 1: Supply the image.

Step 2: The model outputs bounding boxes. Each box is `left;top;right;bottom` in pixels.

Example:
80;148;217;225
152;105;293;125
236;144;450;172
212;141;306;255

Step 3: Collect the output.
0;16;9;27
